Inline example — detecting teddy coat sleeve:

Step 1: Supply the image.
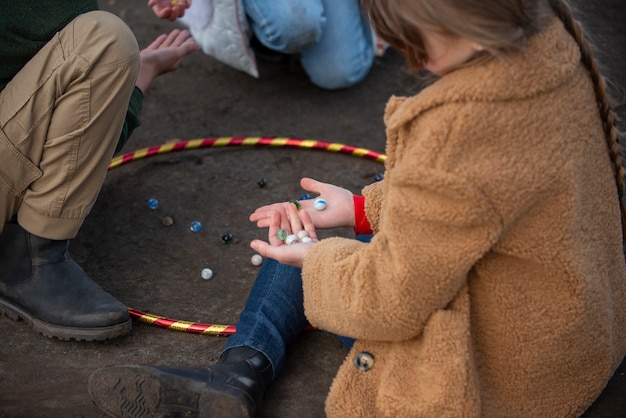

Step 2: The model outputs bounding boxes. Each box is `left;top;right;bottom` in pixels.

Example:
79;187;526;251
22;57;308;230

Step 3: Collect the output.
301;104;502;341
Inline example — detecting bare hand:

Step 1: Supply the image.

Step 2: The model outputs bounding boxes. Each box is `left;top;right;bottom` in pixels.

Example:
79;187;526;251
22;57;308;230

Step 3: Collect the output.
135;29;200;93
249;177;355;230
148;0;191;21
250;202;318;268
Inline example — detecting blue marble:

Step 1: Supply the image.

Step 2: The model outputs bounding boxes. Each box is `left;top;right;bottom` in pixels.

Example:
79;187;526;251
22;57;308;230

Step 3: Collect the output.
190;221;202;232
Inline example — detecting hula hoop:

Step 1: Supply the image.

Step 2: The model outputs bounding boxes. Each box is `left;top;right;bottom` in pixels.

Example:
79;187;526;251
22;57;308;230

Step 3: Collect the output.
109;136;386;336
109;136;386;170
127;307;237;336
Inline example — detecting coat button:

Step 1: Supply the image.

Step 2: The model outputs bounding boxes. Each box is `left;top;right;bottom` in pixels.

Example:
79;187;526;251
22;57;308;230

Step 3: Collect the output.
354;352;374;371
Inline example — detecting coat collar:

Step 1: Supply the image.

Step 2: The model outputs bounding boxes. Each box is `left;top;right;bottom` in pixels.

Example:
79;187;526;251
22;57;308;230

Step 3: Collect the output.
385;18;582;130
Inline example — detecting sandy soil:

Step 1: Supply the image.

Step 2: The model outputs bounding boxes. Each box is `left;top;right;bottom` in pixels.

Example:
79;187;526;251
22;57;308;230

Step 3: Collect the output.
0;0;624;416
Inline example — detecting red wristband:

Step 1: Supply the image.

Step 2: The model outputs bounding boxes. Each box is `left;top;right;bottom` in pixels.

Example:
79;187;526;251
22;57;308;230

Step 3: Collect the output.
353;195;373;235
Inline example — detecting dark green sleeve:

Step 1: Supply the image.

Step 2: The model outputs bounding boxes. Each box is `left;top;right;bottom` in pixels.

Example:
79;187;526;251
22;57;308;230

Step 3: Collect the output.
114;86;144;155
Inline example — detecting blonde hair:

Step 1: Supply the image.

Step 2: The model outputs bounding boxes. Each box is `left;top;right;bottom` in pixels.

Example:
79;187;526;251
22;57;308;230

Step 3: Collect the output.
363;0;626;245
362;0;548;68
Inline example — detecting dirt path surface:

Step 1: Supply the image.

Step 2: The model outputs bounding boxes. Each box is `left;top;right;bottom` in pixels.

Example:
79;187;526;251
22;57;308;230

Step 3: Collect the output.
1;1;625;416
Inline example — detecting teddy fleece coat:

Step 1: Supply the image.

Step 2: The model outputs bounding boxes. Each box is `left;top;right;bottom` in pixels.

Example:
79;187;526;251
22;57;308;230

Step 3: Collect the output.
301;18;626;418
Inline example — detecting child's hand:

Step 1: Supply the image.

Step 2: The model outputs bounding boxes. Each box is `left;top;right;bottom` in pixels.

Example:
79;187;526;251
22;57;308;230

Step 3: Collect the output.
250;202;318;268
148;0;191;21
249;177;355;230
135;29;200;93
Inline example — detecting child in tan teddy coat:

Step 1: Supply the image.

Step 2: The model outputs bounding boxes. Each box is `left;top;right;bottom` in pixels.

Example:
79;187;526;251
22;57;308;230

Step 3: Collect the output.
89;0;626;416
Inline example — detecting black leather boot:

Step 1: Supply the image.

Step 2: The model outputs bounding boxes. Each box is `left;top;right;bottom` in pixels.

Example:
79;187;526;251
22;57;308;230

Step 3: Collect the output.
88;346;273;418
0;221;131;341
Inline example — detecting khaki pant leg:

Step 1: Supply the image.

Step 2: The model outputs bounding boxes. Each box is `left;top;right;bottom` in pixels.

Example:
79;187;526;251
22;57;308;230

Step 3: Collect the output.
0;10;139;240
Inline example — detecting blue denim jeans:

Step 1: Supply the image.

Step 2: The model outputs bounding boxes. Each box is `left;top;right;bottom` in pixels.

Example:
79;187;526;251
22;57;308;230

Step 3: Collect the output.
242;0;374;89
221;258;308;381
222;236;372;381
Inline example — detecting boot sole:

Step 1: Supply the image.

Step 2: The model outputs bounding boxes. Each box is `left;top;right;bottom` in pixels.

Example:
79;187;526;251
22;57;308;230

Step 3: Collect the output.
88;365;255;418
0;297;131;341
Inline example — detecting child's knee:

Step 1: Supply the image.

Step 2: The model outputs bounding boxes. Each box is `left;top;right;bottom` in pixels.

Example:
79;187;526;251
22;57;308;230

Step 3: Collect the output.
254;8;324;53
70;11;139;69
306;59;372;90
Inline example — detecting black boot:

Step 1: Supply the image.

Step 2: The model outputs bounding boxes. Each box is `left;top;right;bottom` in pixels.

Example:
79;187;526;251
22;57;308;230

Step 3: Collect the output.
0;221;131;341
88;347;273;418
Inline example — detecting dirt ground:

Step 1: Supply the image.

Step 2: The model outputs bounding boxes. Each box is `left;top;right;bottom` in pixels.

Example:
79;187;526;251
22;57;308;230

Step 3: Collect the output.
1;1;625;417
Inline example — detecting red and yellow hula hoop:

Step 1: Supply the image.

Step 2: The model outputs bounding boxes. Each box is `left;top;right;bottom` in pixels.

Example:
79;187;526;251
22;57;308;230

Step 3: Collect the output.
109;136;386;336
127;308;237;336
109;136;386;170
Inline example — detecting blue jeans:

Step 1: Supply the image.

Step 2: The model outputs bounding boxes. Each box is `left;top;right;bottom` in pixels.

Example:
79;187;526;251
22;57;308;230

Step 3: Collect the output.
243;0;374;89
222;236;373;381
222;258;308;381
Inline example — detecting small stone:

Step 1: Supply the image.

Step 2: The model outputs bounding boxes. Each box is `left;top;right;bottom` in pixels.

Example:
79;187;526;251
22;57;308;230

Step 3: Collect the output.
313;198;327;211
201;268;213;280
190;221;202;232
301;237;313;243
257;178;268;188
161;216;174;226
375;173;384;182
147;198;159;210
296;230;309;240
299;193;312;200
221;233;233;244
285;234;298;245
251;254;263;266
